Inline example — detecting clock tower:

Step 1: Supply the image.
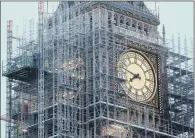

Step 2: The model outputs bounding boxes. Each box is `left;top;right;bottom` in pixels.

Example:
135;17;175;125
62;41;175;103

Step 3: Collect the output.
3;1;193;138
81;1;171;137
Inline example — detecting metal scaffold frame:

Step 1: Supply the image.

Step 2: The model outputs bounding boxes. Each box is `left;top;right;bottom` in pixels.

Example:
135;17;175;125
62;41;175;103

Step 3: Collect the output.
166;34;194;137
2;2;194;138
38;0;45;137
6;20;13;138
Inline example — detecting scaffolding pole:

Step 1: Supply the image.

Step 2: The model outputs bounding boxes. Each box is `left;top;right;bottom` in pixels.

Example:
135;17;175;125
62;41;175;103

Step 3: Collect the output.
38;0;45;138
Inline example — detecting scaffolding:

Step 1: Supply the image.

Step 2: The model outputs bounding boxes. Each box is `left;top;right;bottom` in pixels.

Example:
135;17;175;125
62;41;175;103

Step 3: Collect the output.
166;34;194;137
2;1;194;138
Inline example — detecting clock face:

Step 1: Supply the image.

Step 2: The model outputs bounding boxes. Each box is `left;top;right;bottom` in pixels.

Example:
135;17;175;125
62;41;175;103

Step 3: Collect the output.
118;50;157;102
63;57;85;79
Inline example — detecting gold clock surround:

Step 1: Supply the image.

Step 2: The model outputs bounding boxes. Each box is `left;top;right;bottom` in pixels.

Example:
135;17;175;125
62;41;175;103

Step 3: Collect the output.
118;49;157;103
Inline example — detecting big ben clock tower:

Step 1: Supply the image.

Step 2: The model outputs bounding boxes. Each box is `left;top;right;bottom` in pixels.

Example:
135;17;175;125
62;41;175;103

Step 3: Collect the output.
3;1;193;138
82;1;171;138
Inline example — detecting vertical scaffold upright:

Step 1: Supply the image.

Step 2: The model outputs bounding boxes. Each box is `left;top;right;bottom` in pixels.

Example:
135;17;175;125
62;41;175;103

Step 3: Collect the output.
38;0;45;138
5;20;13;138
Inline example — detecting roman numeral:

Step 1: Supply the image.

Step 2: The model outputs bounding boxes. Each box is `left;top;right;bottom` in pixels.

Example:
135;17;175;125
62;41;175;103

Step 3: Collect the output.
126;55;131;64
135;90;138;101
134;54;137;63
145;86;152;93
145;78;154;82
141;90;147;100
128;84;132;90
140;58;145;66
144;69;152;73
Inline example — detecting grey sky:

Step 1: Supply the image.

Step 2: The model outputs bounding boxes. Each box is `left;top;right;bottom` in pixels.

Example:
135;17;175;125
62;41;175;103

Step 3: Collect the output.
1;2;193;138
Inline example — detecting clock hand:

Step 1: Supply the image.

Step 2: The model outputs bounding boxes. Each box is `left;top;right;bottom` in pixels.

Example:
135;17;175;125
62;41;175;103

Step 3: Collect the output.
129;74;141;82
134;73;141;80
121;67;141;81
121;67;136;76
129;76;135;82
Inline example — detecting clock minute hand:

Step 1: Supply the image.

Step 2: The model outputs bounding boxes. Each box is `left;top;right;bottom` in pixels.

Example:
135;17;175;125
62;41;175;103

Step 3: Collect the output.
122;67;136;76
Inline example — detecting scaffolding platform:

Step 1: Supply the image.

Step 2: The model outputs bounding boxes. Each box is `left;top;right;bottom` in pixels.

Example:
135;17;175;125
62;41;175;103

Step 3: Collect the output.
172;121;194;132
3;66;37;82
168;93;194;103
167;65;193;75
2;54;51;82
